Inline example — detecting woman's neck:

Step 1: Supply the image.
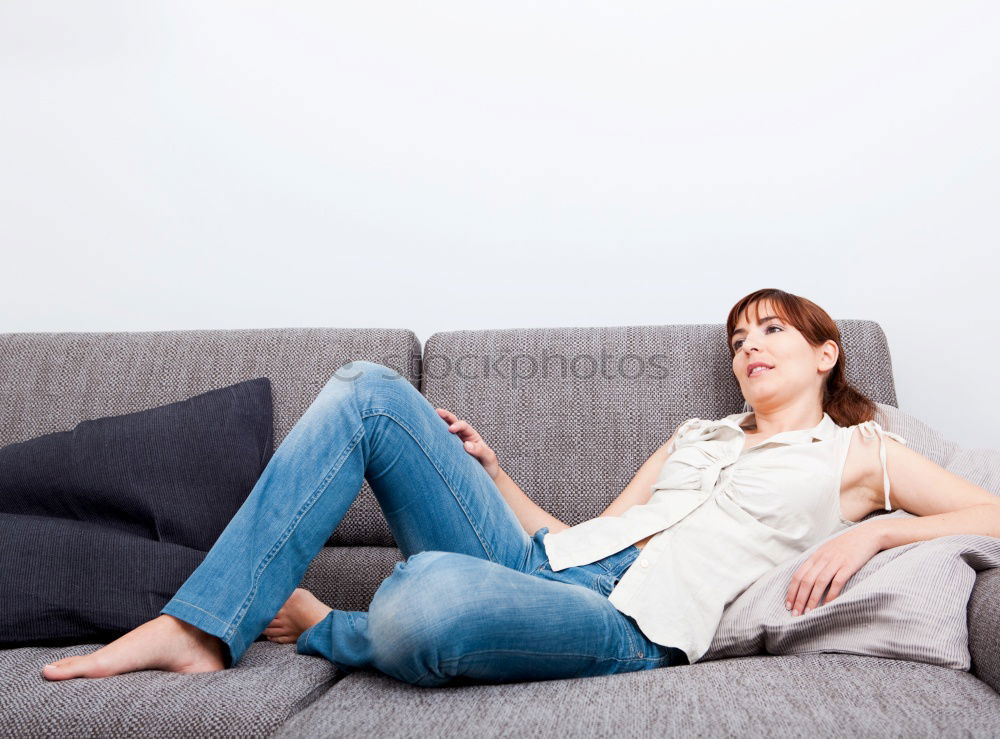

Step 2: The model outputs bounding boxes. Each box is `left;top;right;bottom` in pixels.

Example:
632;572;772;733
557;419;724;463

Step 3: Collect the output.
741;406;824;436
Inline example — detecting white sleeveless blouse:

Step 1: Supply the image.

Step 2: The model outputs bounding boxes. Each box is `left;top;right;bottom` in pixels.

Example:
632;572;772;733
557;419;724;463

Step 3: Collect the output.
542;410;907;665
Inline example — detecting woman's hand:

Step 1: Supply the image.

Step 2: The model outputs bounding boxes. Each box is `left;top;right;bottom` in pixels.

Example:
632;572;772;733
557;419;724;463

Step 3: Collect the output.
785;524;884;616
435;408;501;481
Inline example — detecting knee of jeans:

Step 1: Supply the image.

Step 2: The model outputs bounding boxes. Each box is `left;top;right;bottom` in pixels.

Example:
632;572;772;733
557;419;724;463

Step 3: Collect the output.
371;552;469;632
367;552;471;681
324;360;408;402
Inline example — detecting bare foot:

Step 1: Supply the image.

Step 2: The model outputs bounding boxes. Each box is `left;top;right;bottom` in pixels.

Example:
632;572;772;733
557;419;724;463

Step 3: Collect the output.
40;614;227;681
263;588;333;644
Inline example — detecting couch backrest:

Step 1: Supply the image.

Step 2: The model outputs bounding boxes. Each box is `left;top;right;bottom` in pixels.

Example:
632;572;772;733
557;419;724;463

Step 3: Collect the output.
421;320;899;528
0;320;898;546
0;328;421;448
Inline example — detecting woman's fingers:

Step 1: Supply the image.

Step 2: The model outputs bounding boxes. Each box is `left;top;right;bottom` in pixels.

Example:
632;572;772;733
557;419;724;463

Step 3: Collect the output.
435;410;491;458
454;423;483;444
434;408;499;479
786;558;823;616
438;414;481;441
436;409;463;433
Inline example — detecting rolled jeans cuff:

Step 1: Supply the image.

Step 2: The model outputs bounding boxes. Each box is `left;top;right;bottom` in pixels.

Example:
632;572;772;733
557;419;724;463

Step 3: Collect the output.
295;610;367;674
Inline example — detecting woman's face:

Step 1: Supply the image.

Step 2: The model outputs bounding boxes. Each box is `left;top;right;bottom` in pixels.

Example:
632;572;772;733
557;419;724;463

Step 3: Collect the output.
730;301;837;413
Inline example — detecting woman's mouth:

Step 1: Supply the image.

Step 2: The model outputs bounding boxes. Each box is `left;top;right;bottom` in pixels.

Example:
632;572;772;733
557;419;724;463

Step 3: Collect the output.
748;366;773;378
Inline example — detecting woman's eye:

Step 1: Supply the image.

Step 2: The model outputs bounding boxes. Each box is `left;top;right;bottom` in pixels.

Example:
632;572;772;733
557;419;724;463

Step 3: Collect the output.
732;325;782;350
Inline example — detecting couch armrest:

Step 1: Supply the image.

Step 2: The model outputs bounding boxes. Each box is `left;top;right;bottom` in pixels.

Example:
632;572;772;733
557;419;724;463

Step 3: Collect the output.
968;567;1000;692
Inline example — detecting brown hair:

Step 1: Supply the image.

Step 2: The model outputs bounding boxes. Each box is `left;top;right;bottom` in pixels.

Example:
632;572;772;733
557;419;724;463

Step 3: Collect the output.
725;288;876;427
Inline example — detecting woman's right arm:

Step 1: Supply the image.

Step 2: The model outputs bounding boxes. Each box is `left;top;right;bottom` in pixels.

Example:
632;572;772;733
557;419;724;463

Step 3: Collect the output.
436;407;571;536
436;408;683;536
492;465;573;536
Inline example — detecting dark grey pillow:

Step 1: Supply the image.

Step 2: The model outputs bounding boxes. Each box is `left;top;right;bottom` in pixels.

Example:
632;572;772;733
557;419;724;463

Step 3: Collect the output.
0;513;208;646
0;378;274;646
0;377;274;551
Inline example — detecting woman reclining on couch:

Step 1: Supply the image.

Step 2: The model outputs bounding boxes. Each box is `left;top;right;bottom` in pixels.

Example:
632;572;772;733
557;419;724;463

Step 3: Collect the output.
40;288;1000;687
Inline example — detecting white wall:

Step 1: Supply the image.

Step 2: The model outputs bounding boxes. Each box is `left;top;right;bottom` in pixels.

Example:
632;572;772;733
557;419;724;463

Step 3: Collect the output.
1;1;997;448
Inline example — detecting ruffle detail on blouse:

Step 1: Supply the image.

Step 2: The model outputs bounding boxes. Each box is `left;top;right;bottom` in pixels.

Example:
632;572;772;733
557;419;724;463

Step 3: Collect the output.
654;417;736;498
665;417;706;455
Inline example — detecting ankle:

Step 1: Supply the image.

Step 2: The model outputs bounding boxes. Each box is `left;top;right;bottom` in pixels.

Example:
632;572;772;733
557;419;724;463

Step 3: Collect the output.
159;614;215;642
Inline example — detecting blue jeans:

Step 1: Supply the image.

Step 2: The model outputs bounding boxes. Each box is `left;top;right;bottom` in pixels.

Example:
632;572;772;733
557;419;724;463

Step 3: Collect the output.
160;361;685;687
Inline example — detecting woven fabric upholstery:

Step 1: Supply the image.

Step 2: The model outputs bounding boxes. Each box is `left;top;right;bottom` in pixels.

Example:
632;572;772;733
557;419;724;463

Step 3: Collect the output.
299;547;406;612
969;568;1000;693
420;320;898;528
0;328;421;448
0;327;421;548
0;639;338;737
274;653;1000;738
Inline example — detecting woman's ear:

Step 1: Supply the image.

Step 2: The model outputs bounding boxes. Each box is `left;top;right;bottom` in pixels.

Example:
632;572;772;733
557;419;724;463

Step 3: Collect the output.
819;339;839;372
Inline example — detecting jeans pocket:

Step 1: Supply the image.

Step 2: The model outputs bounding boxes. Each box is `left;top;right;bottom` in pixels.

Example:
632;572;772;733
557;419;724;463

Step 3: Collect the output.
594;545;640;578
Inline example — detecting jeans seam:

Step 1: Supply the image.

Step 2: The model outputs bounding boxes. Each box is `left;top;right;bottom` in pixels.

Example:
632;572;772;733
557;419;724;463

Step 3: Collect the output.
414;647;655;685
170;599;231;629
593;545;639;576
297;622;313;652
225;420;367;641
437;647;648;663
360;406;499;564
622;618;644;657
592;560;614;574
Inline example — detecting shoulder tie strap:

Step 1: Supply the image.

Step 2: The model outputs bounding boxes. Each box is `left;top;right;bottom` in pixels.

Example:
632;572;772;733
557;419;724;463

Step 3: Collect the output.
857;420;907;511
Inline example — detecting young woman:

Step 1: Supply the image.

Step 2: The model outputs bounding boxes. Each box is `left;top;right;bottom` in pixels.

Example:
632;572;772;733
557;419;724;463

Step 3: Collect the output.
40;288;1000;686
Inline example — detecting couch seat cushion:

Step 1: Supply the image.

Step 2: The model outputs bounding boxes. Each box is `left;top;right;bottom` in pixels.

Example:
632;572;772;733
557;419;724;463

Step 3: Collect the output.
0;641;339;736
274;653;1000;737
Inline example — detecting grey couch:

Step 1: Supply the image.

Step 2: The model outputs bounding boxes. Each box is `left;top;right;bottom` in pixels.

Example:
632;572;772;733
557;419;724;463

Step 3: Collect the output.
1;322;998;737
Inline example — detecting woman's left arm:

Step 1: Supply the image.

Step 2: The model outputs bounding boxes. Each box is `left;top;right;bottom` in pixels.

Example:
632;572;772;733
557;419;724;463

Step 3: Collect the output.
870;437;1000;547
786;438;1000;617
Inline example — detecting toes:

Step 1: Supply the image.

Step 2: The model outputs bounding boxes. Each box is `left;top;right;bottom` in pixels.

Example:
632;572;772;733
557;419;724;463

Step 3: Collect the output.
41;662;63;679
42;657;82;680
